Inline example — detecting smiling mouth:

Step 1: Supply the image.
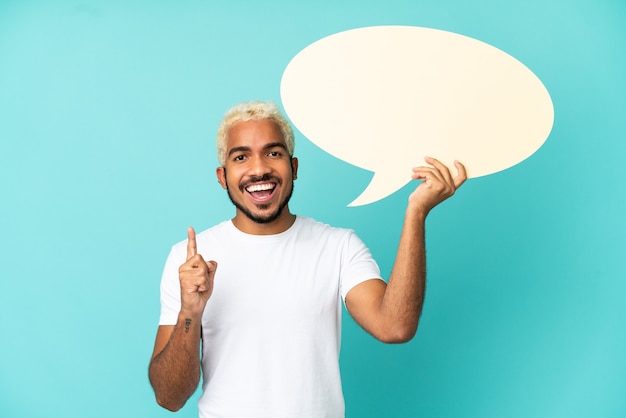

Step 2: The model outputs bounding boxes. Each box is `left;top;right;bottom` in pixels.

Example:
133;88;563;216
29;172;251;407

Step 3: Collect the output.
245;182;277;201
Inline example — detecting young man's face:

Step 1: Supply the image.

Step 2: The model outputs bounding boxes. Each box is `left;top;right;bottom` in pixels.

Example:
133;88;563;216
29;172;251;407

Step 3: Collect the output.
216;118;298;229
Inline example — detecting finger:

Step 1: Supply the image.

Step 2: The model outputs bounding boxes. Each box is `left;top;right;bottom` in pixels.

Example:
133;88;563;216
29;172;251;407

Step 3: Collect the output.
192;261;217;292
453;160;468;188
412;166;444;185
205;260;218;273
186;226;197;261
424;156;454;185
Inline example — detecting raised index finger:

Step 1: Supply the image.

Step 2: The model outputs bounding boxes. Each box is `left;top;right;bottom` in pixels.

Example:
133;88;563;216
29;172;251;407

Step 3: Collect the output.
186;226;197;261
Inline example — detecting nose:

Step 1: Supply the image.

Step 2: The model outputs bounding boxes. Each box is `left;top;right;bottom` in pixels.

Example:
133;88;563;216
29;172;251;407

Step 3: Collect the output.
247;154;271;178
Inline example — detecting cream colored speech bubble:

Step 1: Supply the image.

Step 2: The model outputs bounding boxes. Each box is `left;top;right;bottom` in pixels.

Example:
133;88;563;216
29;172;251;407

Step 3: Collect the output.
280;26;554;206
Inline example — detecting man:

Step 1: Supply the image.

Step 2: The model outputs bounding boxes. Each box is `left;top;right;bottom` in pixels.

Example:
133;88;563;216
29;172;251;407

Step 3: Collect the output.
149;101;466;417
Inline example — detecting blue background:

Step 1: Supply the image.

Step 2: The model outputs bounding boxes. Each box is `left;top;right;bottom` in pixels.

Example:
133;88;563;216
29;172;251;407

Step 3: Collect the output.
1;1;625;417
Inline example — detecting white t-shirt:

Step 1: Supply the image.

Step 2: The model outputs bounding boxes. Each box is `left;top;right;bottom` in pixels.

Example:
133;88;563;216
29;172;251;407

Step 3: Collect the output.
159;216;381;418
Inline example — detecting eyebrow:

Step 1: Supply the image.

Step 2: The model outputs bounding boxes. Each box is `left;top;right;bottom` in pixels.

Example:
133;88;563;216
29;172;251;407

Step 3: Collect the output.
227;142;289;157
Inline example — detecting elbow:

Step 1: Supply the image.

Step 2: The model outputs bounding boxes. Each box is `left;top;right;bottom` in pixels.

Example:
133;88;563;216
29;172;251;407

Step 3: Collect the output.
153;391;189;412
381;331;416;344
376;323;418;344
155;397;184;412
149;372;193;412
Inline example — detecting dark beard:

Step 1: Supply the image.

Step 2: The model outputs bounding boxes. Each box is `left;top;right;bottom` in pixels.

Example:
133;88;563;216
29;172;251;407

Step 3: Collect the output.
223;169;294;224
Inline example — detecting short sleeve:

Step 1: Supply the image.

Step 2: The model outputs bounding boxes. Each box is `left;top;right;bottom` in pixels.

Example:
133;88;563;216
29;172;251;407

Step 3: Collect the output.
339;231;382;301
158;244;185;325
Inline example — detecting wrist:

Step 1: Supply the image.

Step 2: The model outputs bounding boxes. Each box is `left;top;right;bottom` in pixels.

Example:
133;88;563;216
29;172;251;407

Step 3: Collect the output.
178;309;203;324
177;312;202;336
406;201;429;222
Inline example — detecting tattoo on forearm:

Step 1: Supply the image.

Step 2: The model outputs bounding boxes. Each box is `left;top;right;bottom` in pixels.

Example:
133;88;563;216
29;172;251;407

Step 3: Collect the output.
184;318;192;333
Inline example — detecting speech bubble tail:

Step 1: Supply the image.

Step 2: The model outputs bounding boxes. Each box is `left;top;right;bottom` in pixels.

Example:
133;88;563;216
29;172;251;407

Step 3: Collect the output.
347;172;410;207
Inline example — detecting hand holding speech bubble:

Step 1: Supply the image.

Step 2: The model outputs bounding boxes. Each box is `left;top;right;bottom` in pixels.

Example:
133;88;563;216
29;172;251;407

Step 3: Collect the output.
280;26;554;206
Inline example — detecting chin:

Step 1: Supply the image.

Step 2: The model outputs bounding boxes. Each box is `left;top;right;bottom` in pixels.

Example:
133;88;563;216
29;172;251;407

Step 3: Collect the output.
226;181;294;225
249;207;283;224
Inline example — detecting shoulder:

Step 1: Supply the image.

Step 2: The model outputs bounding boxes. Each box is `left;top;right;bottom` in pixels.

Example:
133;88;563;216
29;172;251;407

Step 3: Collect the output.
170;220;233;253
294;216;355;237
293;216;364;250
196;220;233;239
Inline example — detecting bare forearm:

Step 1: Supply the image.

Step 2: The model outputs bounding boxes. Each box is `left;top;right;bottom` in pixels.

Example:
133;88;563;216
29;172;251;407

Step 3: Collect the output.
380;206;427;341
149;313;202;411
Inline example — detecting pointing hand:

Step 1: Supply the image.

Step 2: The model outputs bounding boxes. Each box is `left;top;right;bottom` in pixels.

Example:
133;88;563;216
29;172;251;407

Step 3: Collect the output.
178;227;217;317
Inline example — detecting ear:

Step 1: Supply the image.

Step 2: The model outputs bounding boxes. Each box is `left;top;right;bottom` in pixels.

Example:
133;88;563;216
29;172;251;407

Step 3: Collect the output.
291;157;299;180
216;167;227;189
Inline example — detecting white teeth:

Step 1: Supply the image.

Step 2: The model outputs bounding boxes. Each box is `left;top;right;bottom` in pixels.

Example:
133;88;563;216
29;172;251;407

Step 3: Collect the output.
246;183;275;192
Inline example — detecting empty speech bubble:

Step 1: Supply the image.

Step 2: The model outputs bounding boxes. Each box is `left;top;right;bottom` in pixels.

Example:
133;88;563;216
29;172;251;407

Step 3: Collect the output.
280;26;554;206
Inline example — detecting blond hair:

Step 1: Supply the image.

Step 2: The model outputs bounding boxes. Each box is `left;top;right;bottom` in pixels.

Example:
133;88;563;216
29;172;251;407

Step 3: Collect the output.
216;101;295;166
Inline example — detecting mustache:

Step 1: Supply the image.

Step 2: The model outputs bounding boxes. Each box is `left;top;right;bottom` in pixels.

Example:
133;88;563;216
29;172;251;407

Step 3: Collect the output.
239;174;281;190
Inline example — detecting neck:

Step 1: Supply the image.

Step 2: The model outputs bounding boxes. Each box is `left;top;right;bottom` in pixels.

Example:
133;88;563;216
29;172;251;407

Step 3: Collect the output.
232;209;296;235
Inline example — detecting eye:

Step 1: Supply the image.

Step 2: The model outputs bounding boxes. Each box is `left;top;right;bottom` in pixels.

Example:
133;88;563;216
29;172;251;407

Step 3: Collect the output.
233;154;246;162
267;150;283;158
